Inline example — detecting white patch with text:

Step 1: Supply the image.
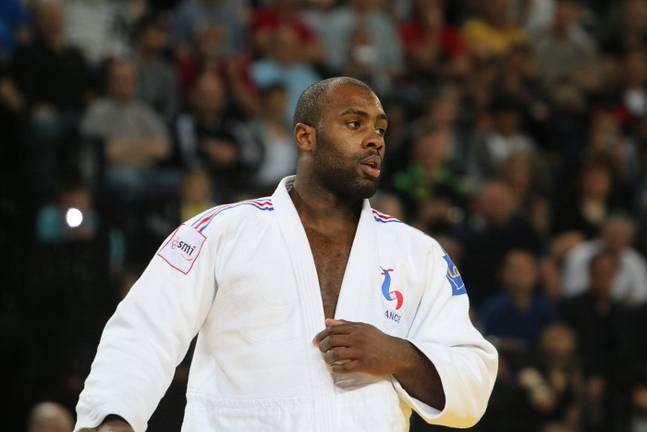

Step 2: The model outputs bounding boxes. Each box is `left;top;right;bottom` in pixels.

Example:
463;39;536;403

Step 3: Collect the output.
157;224;206;275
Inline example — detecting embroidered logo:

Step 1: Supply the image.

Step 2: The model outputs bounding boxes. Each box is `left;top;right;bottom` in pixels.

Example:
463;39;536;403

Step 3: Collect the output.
381;267;403;323
157;224;206;275
442;253;466;296
380;267;403;310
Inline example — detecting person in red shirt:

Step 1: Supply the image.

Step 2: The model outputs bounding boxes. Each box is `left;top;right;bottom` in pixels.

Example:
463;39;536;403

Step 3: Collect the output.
250;0;325;65
399;0;467;78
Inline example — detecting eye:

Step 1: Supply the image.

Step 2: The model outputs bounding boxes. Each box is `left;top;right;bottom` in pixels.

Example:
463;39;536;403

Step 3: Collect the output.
347;120;361;129
376;127;387;136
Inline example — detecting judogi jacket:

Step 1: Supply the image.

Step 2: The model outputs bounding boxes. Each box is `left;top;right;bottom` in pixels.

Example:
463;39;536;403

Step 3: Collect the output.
75;176;498;431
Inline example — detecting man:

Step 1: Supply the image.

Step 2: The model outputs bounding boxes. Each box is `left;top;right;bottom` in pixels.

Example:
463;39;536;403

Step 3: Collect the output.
480;249;558;348
562;215;647;306
75;77;497;431
80;58;175;203
460;181;543;306
561;250;634;431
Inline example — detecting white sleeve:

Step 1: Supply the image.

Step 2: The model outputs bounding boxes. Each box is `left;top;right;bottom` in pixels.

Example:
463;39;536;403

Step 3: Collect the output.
74;220;218;432
627;252;647;305
561;246;590;297
392;242;498;429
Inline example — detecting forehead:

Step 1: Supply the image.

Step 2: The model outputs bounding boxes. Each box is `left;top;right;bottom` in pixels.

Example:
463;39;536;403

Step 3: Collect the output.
323;84;385;118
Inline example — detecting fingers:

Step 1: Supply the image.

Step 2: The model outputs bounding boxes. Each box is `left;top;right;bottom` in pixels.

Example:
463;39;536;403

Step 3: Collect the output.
324;347;357;365
318;334;354;353
331;359;362;373
314;324;356;344
325;318;349;326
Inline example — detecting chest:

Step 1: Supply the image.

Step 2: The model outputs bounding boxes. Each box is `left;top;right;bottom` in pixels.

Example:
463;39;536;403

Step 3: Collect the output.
303;225;355;319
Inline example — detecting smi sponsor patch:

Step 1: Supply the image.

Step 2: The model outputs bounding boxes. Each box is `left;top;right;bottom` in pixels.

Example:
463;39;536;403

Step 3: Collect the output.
157;224;206;275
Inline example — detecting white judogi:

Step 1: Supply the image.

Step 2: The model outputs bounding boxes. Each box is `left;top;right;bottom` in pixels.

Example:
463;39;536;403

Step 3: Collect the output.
75;176;497;432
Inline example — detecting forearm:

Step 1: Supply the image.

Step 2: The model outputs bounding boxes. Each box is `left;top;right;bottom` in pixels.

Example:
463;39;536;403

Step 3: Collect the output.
106;139;169;163
391;337;446;411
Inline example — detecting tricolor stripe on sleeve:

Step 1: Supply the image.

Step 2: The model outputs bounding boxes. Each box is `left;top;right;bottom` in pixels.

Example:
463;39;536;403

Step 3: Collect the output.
191;198;274;233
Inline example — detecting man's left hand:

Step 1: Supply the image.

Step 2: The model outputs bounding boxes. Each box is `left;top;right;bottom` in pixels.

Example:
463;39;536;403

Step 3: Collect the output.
314;319;410;376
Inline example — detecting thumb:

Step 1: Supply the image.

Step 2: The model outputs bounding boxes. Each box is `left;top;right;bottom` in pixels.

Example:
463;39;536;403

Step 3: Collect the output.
325;318;349;327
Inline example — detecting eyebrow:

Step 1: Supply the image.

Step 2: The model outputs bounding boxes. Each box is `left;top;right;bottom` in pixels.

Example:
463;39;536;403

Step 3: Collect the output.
339;108;388;122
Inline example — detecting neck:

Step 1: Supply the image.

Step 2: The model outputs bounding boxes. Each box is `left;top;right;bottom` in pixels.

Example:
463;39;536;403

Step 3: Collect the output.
290;175;361;227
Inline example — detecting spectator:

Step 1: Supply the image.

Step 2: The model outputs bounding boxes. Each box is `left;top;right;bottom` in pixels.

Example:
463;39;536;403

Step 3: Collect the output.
552;159;619;237
620;49;647;118
28;402;73;432
597;0;647;54
517;324;583;430
173;0;249;55
314;0;403;90
562;215;647;305
480;249;559;349
460;181;543;306
174;21;258;117
236;83;296;195
250;0;325;65
172;72;247;198
468;92;536;183
463;0;527;59
140;169;217;253
11;0;92;199
533;0;597;86
501;150;552;236
392;127;468;233
12;0;91;116
561;249;634;430
80;58;175;204
0;0;30;57
398;0;468;80
629;376;647;432
133;12;179;122
62;0;144;64
250;23;320;124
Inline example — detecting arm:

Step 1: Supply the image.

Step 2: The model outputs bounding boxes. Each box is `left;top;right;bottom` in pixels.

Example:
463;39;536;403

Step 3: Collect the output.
74;221;218;432
316;242;497;428
315;319;445;410
105;108;172;164
105;138;170;164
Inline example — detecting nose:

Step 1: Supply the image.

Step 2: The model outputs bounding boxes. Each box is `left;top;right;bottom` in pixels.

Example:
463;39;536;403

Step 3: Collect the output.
362;129;385;153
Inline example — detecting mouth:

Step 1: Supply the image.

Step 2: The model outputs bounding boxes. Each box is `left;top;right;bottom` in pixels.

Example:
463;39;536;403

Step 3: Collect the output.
359;155;382;179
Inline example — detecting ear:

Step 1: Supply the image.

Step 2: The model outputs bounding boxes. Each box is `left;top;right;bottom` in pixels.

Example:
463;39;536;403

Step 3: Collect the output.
294;122;316;153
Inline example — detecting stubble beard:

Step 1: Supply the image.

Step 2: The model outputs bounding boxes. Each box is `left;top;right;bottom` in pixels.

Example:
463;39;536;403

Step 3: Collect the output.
312;130;378;201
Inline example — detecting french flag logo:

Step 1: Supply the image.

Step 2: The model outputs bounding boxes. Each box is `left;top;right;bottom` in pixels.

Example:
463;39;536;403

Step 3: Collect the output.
380;267;403;310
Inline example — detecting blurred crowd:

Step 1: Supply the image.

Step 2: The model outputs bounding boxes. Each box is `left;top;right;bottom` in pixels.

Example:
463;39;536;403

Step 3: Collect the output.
2;0;647;431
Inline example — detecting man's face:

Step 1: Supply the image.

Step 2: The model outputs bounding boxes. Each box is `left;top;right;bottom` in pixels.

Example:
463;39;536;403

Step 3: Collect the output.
109;62;137;102
311;85;387;200
193;74;225;115
590;254;618;297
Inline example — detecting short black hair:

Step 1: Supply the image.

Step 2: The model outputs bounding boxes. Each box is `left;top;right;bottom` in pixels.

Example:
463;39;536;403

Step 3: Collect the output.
293;76;373;128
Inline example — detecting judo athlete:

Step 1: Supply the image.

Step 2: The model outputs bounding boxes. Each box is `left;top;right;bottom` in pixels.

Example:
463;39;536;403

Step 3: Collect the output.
75;77;498;432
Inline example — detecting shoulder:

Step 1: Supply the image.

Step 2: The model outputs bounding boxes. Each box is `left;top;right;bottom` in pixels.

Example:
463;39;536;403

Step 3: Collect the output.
622;248;647;266
82;99;114;126
186;197;275;237
371;208;441;253
86;98;113;114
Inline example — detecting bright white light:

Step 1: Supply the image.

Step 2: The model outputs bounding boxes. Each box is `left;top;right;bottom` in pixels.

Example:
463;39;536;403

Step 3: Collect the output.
65;208;83;228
